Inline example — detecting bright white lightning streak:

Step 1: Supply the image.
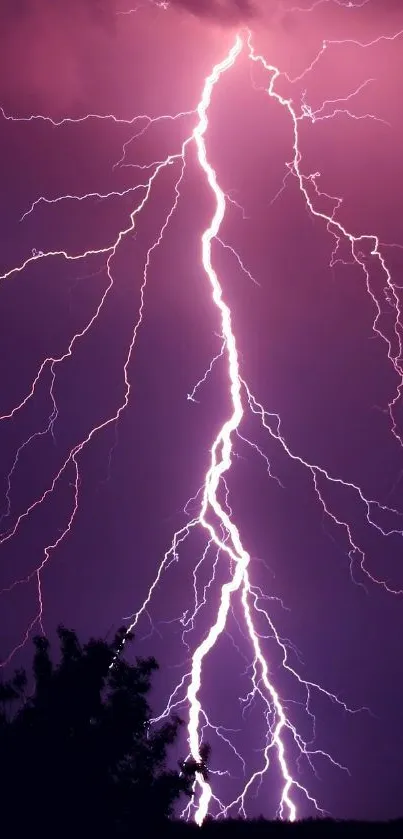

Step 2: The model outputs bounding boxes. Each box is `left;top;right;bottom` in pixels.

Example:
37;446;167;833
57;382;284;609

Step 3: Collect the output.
128;23;403;823
181;37;304;824
125;34;351;825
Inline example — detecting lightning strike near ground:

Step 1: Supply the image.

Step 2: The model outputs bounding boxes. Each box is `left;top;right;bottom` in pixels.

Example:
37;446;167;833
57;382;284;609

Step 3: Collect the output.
1;0;403;825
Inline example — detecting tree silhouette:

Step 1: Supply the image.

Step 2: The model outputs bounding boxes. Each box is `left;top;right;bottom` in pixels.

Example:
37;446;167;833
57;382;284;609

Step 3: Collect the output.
0;627;204;837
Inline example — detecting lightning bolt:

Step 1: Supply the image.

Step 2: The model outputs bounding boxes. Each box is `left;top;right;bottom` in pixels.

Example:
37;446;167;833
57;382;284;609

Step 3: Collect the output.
1;0;403;825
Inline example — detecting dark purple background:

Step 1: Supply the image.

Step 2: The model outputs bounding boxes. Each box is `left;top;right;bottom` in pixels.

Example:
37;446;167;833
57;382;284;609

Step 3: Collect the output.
1;0;403;823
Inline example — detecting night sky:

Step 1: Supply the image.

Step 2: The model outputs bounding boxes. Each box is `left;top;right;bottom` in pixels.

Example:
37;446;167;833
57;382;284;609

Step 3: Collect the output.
1;0;403;824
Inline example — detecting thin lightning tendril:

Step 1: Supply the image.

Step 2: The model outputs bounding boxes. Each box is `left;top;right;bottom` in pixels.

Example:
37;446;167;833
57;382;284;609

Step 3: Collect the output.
1;0;403;825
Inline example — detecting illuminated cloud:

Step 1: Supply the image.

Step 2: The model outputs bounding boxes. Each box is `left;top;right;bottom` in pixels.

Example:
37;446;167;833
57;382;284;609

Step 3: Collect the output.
168;0;257;24
0;0;259;108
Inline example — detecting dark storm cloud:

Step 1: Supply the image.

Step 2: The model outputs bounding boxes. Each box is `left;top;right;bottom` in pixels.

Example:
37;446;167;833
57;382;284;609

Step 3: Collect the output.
0;0;257;28
0;0;260;108
168;0;257;24
0;0;116;27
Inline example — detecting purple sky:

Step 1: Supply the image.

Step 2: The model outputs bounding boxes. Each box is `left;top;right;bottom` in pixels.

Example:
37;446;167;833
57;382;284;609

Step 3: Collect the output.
1;0;403;824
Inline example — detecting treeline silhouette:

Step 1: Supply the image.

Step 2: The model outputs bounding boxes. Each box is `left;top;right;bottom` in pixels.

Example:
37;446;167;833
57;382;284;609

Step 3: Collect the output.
1;627;401;838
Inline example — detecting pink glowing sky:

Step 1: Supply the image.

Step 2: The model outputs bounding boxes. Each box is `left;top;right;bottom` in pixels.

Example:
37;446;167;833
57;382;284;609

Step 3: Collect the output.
1;0;403;823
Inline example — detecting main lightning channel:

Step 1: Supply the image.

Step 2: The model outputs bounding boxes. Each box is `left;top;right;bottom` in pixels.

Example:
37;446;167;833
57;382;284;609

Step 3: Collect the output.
126;34;306;825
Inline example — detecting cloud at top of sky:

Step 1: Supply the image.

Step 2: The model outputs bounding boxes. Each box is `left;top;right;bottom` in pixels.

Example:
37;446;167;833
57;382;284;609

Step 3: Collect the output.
167;0;257;24
0;0;261;110
0;0;257;28
0;0;399;110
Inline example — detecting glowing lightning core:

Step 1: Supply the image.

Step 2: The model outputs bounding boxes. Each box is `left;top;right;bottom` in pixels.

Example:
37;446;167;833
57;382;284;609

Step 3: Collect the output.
125;24;403;823
183;36;301;825
128;33;336;824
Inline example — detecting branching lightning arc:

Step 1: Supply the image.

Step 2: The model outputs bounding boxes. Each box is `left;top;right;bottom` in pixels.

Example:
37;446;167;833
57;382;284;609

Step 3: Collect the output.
1;0;403;825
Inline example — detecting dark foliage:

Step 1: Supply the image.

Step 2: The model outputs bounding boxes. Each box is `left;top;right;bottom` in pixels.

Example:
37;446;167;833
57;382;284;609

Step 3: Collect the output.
1;629;401;838
168;818;403;838
0;627;203;837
